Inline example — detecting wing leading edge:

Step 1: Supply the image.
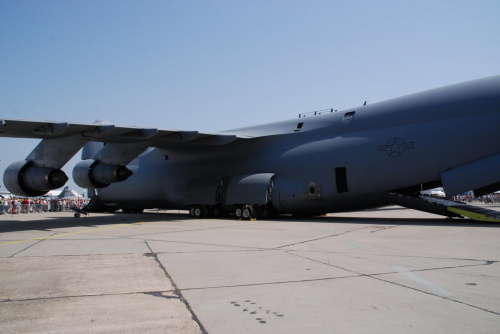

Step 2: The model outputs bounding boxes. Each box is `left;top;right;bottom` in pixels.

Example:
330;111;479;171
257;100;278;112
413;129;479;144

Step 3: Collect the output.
0;119;244;197
0;119;240;145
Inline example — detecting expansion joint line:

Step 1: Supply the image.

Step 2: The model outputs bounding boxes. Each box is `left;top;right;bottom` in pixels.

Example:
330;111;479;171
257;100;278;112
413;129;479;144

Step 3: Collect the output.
287;251;500;316
144;241;208;334
8;232;57;258
275;225;380;249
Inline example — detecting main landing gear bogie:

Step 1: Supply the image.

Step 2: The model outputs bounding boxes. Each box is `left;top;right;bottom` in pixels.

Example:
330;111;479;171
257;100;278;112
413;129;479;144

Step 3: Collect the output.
235;204;277;220
189;206;207;218
235;206;256;220
189;204;276;220
189;205;225;218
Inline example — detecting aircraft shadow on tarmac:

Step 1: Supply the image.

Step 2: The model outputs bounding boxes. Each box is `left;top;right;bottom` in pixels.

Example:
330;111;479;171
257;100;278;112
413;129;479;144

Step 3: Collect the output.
1;210;499;233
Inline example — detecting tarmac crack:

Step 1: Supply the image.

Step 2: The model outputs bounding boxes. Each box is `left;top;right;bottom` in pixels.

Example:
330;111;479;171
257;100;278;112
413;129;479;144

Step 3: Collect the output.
369;224;405;233
286;251;500;316
274;225;381;249
118;221;268;239
140;239;272;252
144;241;208;334
369;275;500;316
177;274;363;292
274;247;499;263
143;291;181;299
1;290;176;303
8;233;57;258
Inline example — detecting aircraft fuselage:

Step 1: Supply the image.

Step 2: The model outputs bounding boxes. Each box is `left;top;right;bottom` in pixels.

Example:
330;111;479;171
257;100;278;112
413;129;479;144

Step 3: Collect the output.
97;76;500;215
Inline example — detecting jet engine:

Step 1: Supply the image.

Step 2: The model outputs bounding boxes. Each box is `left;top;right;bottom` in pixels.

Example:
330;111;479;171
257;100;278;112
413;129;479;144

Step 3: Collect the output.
72;160;133;189
3;160;69;197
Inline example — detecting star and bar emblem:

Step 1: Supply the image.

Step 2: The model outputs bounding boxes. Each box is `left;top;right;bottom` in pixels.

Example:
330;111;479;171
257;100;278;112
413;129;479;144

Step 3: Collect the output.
377;138;414;158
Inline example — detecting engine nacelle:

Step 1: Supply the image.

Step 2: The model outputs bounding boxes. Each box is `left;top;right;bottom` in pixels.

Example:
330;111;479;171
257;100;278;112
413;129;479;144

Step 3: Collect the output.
3;160;69;197
72;160;133;189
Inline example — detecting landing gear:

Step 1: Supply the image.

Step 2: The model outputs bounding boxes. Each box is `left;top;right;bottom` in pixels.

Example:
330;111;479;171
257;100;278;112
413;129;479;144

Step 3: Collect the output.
242;205;256;220
195;206;207;218
235;207;243;219
190;205;209;218
70;205;88;218
235;205;257;220
189;203;276;220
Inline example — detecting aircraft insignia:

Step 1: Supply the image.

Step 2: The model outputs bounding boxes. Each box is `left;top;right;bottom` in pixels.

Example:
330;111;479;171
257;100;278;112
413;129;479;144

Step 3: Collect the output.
377;138;414;158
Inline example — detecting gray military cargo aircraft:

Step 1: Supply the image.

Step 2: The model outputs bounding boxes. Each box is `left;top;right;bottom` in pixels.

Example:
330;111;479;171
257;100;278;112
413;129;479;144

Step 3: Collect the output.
1;76;499;221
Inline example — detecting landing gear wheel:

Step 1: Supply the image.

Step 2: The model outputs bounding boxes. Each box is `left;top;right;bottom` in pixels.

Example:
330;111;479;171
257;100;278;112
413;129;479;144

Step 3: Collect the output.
74;213;81;218
193;206;207;218
194;206;202;218
195;207;201;217
235;207;243;219
242;205;255;220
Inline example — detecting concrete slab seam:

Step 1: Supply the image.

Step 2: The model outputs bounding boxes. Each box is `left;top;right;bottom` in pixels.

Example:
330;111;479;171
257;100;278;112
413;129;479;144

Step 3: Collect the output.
8;233;56;258
1;290;177;304
116;220;267;238
370;272;500;316
144;241;207;334
369;224;405;233
283;249;498;263
286;251;500;316
275;225;378;249
178;274;364;292
391;265;455;298
136;238;273;252
0;221;146;246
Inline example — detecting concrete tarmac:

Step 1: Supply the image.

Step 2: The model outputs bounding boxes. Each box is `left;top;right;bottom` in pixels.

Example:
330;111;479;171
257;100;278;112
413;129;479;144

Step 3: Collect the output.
1;205;499;333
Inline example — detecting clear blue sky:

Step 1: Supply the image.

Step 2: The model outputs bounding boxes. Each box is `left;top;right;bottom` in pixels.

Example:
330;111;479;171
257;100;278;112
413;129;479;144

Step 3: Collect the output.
1;0;499;194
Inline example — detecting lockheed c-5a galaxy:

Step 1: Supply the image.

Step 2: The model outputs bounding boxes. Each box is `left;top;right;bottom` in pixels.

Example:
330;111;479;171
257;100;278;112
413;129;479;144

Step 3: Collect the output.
1;76;499;221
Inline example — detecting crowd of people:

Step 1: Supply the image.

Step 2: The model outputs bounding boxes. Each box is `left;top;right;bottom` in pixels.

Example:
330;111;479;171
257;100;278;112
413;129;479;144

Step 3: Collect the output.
0;192;497;216
452;193;500;203
0;197;89;215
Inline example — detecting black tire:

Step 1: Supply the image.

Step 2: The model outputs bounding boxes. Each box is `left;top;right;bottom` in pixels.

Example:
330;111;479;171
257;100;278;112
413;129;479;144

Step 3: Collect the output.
235;207;243;219
194;206;207;218
242;205;255;220
194;206;202;218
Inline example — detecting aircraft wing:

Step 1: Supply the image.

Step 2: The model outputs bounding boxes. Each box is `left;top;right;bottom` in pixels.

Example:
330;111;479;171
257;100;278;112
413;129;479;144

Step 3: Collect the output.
0;119;240;145
0;118;245;196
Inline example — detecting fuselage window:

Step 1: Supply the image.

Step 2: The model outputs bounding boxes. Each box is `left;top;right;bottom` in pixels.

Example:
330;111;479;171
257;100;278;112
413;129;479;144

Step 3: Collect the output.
295;122;304;132
336;167;349;193
342;112;355;128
